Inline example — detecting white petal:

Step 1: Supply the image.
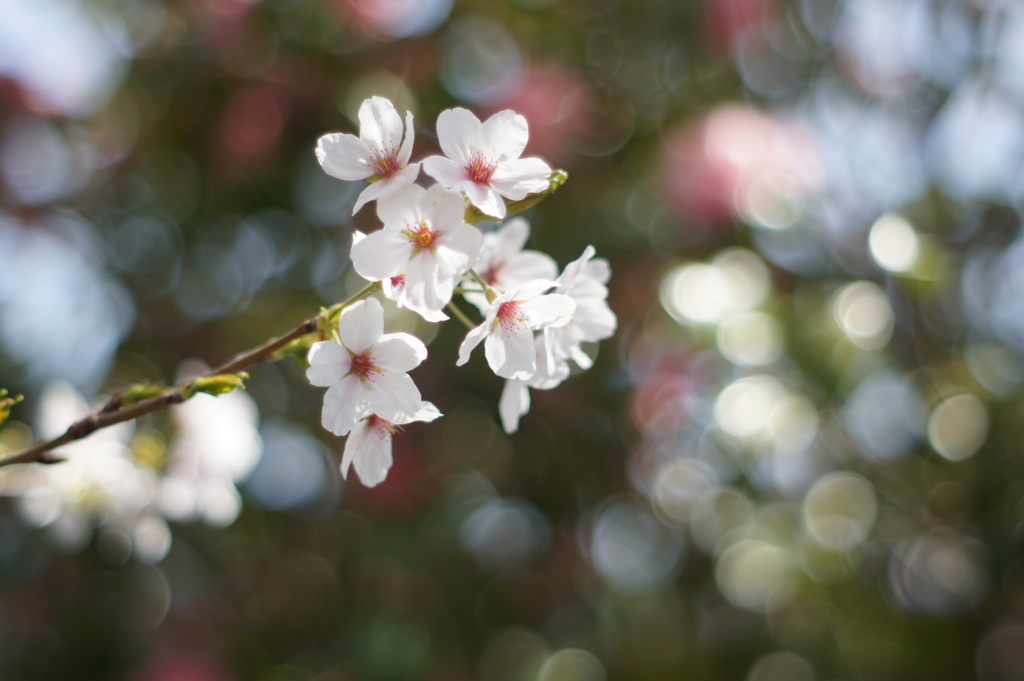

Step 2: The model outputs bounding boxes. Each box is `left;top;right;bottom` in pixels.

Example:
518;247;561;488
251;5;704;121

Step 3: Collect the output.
351;229;410;281
404;250;447;312
463;182;506;219
321;382;364;436
343;418;393;487
486;325;536;379
359;96;403;148
499;251;559;288
440;224;484;270
338;298;384;352
316;133;373;181
436;107;481;165
499;379;530;434
479;110;529;161
374;333;428;372
377;183;426;227
368;372;423;422
490;158;552;200
457;319;492;366
398;110;415;166
306;341;349;387
351;164;421;215
493;217;531;254
422;184;468;230
522;293;576;329
393;400;443;426
422;155;469;188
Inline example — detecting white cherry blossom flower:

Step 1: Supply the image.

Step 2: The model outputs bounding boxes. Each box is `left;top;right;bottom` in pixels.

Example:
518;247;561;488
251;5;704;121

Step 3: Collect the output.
544;246;617;371
352;232;448;322
422;108;552;219
342;401;441;487
457;279;575;379
351;184;484;319
465;217;558;313
315;96;420;215
307;298;427;436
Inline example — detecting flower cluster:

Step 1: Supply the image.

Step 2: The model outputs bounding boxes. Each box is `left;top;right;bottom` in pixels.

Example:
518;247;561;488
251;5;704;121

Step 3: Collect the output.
310;97;616;486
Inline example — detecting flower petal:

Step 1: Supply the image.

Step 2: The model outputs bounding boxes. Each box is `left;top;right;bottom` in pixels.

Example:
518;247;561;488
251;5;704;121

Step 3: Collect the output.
422;155;469;188
306;341;349;387
343;416;393;486
374;333;428;372
398;110;415;166
499;379;530;434
436;107;480;165
377;183;426;228
351;163;421;215
359;96;403;149
351;230;410;282
457;319;492;366
490;157;553;200
522;293;575;329
485;325;536;379
479;109;529;161
338;298;384;352
316;133;373;181
322;382;364;436
463;181;506;219
368;372;423;422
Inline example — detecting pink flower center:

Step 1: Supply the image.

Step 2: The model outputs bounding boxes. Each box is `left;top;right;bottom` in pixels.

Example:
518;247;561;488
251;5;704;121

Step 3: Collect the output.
497;300;527;332
348;351;382;382
467;152;497;184
403;222;437;251
370;146;400;178
390;273;406;290
366;414;399;440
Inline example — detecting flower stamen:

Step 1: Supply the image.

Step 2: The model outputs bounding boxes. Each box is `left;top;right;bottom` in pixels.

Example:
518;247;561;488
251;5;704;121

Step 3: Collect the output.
348;351;383;382
467;152;497;184
497;300;528;332
403;222;437;251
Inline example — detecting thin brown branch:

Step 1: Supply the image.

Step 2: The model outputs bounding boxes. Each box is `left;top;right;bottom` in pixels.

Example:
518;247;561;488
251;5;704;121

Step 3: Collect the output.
0;280;384;469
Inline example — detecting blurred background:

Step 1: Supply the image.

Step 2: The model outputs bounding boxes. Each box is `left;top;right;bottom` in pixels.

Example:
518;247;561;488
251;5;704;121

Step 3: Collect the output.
0;0;1022;679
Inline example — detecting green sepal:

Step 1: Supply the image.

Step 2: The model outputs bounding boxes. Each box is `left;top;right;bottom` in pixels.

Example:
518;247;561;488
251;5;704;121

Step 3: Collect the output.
0;389;23;427
118;383;168;408
464;169;569;225
273;336;318;370
181;372;250;400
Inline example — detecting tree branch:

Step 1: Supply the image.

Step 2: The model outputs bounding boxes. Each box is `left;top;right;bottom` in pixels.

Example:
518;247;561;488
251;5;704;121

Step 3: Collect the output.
0;282;382;468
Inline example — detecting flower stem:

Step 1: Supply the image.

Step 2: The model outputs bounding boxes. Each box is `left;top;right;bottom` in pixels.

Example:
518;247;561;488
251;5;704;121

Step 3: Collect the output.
446;301;477;330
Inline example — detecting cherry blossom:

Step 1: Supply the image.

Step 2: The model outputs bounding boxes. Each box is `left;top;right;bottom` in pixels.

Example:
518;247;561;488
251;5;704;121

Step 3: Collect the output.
422;108;553;219
315;96;420;215
307;298;427;436
342;401;441;487
457;279;575;379
544;246;618;371
351;184;483;319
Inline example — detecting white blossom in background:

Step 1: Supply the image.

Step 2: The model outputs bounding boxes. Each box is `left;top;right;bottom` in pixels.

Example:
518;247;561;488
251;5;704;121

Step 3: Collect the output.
465;217;558;313
457;279;575;379
343;401;442;487
351;184;484;319
0;381;170;561
307;297;428;436
422;108;553;219
544;245;618;371
159;363;263;527
316;96;420;214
